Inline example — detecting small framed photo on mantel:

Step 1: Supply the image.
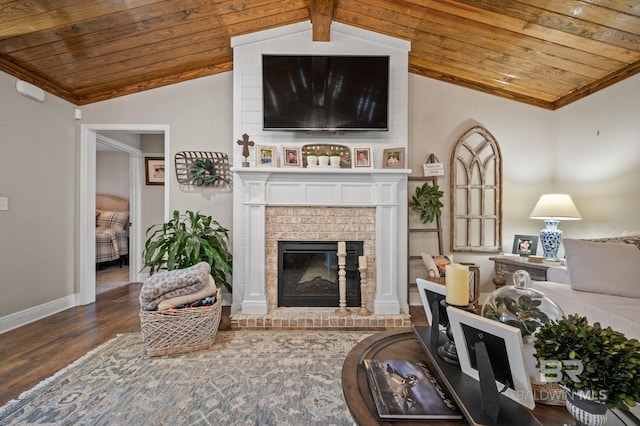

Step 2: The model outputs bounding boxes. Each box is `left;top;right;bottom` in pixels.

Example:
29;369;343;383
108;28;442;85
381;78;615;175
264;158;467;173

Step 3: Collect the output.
282;146;302;167
382;147;405;169
256;145;276;167
353;147;372;168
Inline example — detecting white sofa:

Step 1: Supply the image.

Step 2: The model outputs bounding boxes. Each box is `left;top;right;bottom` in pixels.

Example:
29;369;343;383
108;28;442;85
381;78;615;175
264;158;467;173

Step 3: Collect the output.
531;235;640;341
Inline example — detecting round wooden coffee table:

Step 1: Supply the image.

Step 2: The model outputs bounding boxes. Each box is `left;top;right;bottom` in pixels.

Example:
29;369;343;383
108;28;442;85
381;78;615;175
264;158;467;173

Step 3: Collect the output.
341;328;581;426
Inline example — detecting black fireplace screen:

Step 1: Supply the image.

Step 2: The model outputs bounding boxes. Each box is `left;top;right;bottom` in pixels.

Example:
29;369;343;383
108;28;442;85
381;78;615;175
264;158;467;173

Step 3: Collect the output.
278;241;363;307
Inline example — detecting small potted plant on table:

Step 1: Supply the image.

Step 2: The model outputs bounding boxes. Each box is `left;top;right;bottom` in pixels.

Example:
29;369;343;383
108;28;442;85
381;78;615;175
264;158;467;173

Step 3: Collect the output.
534;314;640;425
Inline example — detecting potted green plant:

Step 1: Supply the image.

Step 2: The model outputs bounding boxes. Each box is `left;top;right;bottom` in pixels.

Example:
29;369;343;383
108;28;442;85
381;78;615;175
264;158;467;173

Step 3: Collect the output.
306;150;318;167
318;151;330;166
411;182;444;223
142;210;232;292
534;314;640;423
329;151;341;167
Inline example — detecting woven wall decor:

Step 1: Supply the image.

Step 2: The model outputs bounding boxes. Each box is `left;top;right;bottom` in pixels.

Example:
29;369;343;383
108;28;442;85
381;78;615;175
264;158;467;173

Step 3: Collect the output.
175;151;231;187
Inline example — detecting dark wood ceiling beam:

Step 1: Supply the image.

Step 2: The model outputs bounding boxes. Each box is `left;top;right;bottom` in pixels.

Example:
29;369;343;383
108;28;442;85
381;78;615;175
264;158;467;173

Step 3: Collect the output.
310;0;335;41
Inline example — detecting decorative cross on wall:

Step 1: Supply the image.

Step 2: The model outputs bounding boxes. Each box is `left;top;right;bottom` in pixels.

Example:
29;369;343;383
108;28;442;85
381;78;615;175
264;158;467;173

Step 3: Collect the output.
237;133;254;167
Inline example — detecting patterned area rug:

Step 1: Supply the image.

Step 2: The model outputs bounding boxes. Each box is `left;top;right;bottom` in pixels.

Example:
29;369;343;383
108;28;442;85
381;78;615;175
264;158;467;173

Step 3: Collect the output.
1;331;372;425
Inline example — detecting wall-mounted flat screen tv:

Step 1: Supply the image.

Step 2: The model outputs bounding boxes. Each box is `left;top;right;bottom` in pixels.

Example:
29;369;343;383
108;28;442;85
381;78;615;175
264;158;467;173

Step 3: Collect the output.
262;55;389;131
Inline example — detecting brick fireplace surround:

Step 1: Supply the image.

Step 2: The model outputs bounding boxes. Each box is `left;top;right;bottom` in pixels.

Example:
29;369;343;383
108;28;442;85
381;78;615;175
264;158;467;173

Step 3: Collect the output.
231;168;411;329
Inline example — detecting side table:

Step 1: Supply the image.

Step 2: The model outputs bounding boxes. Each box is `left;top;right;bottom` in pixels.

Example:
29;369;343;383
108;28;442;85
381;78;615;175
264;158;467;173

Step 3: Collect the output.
489;256;558;288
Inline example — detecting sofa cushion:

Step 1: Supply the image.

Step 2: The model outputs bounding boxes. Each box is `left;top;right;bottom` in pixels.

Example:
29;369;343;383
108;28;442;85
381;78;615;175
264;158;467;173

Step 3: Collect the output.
564;238;640;298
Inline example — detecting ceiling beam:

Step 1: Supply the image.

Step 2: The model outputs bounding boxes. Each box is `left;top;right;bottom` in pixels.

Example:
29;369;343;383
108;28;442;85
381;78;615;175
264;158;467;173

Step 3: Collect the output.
310;0;334;41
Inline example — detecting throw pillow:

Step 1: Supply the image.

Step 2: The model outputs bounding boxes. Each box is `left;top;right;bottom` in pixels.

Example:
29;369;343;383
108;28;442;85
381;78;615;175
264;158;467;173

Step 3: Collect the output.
564;238;640;298
96;210;129;230
421;253;439;278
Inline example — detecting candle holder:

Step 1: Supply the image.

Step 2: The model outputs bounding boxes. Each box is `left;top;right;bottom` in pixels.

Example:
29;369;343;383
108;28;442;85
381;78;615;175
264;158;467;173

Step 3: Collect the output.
437;300;476;365
335;252;351;316
357;267;371;316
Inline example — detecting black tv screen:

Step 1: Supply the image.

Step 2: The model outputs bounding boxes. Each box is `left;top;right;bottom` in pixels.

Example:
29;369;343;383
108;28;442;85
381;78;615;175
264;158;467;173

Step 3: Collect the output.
262;55;389;131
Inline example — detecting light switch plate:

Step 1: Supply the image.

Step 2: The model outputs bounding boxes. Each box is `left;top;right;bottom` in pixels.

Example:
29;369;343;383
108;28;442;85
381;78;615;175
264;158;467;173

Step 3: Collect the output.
0;196;8;210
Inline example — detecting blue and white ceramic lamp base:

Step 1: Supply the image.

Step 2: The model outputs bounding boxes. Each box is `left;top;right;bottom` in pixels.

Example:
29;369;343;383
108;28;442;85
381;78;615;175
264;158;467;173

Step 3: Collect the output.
540;220;562;259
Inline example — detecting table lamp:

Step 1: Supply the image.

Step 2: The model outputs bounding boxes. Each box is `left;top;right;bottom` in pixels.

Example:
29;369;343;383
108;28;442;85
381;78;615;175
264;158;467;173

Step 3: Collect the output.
529;194;581;259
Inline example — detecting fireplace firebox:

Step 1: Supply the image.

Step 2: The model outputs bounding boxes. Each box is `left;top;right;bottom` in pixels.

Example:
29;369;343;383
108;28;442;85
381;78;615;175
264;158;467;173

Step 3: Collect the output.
278;241;363;307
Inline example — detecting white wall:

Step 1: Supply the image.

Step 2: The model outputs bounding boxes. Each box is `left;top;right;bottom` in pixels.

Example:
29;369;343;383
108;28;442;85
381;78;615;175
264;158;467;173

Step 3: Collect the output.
96;151;130;199
0;72;77;318
555;75;640;239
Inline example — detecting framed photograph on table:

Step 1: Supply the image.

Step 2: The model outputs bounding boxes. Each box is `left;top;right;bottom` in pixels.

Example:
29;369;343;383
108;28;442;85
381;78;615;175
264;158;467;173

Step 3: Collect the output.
145;157;165;186
416;278;447;331
446;306;535;410
382;148;405;169
256;145;276;167
282;147;302;167
512;235;538;256
353;147;372;168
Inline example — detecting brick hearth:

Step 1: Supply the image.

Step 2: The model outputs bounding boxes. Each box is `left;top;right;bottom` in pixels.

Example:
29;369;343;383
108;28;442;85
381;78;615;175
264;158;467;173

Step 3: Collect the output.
231;307;411;330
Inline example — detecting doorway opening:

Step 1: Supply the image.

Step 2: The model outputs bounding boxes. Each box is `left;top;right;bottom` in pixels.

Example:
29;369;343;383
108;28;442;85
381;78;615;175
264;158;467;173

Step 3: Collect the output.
80;124;169;306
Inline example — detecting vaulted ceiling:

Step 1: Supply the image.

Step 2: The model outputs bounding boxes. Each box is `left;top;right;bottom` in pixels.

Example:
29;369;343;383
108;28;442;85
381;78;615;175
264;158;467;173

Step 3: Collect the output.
1;1;639;109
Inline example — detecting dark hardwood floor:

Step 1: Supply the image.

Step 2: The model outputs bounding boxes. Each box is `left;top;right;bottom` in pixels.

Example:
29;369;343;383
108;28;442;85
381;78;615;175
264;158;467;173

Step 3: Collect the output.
0;284;426;406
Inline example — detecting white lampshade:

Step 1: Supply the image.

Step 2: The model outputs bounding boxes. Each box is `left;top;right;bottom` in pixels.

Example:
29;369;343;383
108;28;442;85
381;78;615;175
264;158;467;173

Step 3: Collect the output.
529;194;582;221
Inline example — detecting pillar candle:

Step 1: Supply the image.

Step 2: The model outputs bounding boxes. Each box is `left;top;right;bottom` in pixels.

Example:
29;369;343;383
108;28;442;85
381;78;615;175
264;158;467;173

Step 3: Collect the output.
337;241;346;255
358;255;367;270
445;263;469;306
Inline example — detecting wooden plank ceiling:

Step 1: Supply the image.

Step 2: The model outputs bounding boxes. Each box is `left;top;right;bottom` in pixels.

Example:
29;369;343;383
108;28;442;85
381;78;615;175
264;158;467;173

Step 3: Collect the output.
1;0;639;109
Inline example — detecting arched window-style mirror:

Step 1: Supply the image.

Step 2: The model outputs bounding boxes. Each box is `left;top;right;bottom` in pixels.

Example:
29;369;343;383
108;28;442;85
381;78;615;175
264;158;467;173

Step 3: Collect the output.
450;126;502;252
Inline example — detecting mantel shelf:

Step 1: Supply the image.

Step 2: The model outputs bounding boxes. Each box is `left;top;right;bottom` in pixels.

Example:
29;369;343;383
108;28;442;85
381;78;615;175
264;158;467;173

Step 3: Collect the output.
232;167;412;175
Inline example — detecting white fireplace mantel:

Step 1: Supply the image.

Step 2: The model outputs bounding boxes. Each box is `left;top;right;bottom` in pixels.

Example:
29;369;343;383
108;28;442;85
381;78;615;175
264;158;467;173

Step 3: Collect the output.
231;168;410;316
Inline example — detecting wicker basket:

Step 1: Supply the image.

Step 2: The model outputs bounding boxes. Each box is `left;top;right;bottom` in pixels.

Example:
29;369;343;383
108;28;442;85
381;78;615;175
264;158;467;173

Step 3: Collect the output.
140;288;222;356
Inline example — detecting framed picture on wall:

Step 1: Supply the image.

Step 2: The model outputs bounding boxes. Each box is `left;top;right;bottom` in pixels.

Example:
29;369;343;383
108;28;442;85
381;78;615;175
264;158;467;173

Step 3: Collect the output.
145;157;165;186
256;145;276;167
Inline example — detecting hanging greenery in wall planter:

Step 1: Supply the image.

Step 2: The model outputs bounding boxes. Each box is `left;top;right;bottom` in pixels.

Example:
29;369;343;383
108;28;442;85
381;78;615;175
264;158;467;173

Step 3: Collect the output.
174;151;231;187
411;182;444;223
187;158;218;186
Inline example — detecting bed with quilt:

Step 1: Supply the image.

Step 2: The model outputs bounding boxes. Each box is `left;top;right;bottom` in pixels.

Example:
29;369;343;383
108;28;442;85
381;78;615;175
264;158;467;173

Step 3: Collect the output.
96;194;130;266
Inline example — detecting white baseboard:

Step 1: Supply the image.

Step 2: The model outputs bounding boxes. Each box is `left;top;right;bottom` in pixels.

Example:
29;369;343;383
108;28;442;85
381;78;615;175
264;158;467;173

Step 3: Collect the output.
0;294;76;334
